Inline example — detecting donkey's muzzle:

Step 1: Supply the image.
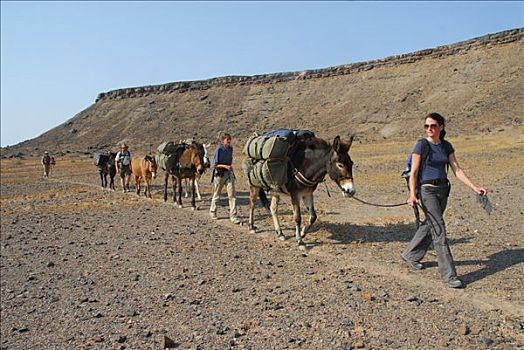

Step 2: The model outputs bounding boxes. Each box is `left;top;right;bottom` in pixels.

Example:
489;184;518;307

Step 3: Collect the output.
340;179;356;198
342;189;356;198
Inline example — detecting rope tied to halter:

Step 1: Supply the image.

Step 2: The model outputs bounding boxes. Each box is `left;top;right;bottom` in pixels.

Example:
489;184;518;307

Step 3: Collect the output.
350;196;408;208
323;179;408;207
349;195;425;228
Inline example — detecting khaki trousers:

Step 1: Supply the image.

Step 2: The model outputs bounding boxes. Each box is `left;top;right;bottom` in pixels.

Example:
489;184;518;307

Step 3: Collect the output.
209;171;237;218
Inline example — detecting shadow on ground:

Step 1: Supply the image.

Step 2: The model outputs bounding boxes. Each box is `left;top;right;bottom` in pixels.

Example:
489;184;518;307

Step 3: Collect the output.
314;221;416;244
458;248;524;284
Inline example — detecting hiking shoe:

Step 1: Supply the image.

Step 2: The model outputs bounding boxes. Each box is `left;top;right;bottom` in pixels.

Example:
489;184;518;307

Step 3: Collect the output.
210;212;218;220
401;255;424;270
446;278;464;289
230;217;241;225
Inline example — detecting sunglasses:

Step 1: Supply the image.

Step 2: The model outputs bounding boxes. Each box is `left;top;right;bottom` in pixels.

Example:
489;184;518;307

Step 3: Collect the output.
424;124;439;129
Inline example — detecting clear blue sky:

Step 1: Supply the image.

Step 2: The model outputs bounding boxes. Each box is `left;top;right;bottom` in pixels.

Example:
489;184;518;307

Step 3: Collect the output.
1;1;522;147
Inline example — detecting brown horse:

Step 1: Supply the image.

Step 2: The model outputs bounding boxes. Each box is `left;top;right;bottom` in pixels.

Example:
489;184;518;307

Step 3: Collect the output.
248;135;356;248
183;142;211;200
131;155;158;198
163;142;206;209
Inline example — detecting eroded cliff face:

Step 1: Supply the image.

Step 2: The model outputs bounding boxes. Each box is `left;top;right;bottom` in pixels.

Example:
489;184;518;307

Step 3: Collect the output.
4;29;523;157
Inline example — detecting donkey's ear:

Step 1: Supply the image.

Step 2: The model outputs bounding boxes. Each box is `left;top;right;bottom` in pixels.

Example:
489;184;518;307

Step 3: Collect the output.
346;135;355;149
333;136;341;152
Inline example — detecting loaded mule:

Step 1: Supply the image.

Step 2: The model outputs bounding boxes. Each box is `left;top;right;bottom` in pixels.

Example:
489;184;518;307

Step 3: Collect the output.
245;132;356;248
93;152;117;190
131;155;158;198
157;141;206;209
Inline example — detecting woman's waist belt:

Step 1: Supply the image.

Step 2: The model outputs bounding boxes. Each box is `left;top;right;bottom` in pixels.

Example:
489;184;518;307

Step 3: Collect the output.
421;178;448;186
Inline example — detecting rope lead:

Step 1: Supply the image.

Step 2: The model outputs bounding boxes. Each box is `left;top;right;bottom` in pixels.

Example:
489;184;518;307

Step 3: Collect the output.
350;196;408;208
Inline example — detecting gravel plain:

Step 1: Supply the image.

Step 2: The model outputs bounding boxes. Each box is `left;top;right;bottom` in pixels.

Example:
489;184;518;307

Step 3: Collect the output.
1;134;523;349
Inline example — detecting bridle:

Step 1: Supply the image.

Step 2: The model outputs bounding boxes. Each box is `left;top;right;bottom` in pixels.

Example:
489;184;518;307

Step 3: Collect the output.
293;146;354;189
292;147;330;188
293;169;325;188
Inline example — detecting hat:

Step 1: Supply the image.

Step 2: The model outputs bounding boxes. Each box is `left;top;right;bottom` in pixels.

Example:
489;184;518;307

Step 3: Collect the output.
121;144;128;149
44;151;49;154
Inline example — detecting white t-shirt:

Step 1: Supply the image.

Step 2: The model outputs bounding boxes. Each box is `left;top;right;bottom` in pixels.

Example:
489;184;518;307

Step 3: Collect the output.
116;151;131;166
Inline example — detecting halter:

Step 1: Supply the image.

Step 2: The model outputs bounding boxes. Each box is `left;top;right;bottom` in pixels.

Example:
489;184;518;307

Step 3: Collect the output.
293;169;325;188
292;146;332;188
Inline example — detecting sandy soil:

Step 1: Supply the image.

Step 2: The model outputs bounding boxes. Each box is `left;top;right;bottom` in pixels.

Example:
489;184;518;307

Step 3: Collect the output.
1;133;523;350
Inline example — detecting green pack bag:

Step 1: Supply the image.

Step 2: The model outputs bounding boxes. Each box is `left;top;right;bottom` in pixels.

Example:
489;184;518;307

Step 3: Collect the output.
242;158;289;190
155;153;178;172
157;141;178;155
242;134;290;160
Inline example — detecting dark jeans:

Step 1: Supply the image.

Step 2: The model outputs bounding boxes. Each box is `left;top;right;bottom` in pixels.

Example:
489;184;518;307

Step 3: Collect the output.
402;184;458;282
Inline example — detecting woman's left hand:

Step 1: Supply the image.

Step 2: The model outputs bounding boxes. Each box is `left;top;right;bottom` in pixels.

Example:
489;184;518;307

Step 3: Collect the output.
474;187;488;196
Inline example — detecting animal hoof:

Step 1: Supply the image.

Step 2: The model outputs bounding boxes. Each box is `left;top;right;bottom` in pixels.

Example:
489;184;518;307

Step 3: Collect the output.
249;229;256;234
191;207;196;211
298;244;307;251
277;235;286;241
178;205;183;209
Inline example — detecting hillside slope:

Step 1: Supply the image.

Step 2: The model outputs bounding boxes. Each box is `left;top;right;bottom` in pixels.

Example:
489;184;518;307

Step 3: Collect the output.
3;28;523;157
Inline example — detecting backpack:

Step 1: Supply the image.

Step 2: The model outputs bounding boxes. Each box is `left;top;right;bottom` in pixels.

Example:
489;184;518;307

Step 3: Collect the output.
263;129;297;144
262;128;315;143
401;138;452;195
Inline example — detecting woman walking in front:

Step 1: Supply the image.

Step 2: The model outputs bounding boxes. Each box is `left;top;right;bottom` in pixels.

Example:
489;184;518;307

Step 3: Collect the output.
402;112;488;288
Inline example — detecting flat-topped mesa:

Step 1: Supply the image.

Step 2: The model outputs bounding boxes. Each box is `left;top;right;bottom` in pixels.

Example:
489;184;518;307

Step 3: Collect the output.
95;28;523;103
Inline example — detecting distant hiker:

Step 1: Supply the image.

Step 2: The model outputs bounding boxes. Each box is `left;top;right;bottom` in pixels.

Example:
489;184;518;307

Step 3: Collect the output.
115;144;132;193
41;151;52;178
401;112;488;289
209;132;241;224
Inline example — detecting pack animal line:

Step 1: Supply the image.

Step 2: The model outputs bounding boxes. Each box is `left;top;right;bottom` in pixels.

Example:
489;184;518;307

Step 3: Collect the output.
247;135;356;248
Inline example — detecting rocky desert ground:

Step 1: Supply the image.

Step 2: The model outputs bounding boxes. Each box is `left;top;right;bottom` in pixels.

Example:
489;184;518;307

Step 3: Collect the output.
1;129;522;350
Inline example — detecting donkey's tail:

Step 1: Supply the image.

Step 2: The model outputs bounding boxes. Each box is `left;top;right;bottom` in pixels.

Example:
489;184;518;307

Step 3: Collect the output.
258;188;270;212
